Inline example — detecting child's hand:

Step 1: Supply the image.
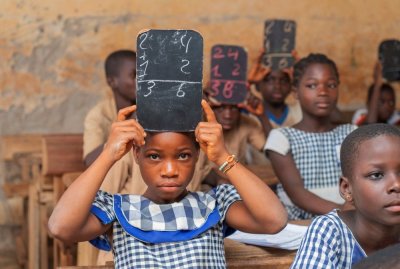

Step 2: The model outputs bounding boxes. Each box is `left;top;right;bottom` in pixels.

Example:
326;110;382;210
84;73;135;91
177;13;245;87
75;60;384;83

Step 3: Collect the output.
104;105;146;162
195;100;229;165
248;49;271;83
238;92;264;116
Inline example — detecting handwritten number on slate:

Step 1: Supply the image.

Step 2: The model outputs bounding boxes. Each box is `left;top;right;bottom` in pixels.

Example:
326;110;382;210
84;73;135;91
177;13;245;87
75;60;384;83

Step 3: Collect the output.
223;81;234;99
227;48;239;61
213;47;225;59
144;80;155;97
232;63;240;76
211;64;222;77
181;59;190;74
210;80;220;96
176;83;186;97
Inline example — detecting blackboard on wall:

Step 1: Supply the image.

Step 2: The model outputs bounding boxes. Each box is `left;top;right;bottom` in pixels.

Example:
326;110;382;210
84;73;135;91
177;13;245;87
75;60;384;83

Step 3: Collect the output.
209;45;247;104
136;30;203;131
262;19;296;70
379;39;400;81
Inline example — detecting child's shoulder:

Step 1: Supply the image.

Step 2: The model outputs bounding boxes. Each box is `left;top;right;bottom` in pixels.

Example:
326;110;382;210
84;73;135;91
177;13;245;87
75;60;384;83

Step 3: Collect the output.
307;210;350;237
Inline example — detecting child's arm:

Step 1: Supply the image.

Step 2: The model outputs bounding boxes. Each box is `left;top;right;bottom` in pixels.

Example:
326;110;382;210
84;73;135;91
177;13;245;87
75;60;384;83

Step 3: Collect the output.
48;105;146;243
366;62;383;124
195;100;287;234
268;150;342;215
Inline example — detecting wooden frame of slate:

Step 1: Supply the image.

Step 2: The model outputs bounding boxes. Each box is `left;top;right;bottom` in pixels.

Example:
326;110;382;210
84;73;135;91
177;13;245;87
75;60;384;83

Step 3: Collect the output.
136;30;203;131
379;39;400;81
262;19;296;70
210;45;248;104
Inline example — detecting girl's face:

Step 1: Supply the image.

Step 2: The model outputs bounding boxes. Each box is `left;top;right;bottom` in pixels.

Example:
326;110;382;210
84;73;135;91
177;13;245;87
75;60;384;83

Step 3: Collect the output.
134;132;199;204
295;63;339;118
212;104;240;131
346;135;400;227
378;90;396;122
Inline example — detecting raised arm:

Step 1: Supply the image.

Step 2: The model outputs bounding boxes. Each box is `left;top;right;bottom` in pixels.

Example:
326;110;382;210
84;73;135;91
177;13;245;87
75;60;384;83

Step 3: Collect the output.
48;105;146;243
267;150;341;215
195;100;287;234
366;62;383;124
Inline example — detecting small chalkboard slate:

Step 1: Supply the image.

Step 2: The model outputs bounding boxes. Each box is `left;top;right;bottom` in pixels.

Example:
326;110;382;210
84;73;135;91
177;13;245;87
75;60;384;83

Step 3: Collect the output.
379;39;400;81
263;19;296;70
209;45;247;104
136;30;203;131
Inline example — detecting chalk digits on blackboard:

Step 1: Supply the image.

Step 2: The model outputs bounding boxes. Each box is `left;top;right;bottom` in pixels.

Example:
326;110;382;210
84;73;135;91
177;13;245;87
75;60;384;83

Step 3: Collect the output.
180;32;192;54
223;81;234;99
264;55;272;68
213;47;225;59
139;32;149;50
210;80;220;96
181;59;190;74
139;60;149;78
284;21;294;32
279;58;288;69
232;64;240;76
176;83;186;97
265;21;274;35
282;39;289;52
144;80;155;97
211;64;222;77
227;48;239;61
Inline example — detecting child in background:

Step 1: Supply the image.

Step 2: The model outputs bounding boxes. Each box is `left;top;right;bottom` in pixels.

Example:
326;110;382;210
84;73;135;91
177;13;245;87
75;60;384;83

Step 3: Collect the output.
265;53;357;220
247;51;302;135
352;62;400;126
291;124;400;268
48;101;287;268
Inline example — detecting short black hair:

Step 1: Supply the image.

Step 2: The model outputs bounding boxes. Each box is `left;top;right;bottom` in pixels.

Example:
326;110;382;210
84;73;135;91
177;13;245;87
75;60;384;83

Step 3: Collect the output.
292;53;339;88
145;131;200;150
366;83;395;104
340;123;400;178
105;50;136;78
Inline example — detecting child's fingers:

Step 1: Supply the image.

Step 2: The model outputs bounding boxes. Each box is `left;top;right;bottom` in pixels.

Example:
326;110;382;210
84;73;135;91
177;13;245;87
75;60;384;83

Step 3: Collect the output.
201;100;217;123
117;105;137;122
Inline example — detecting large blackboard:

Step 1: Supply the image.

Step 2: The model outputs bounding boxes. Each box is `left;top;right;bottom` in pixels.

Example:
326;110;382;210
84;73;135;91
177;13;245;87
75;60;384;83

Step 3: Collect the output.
136;30;203;131
262;19;296;70
379;39;400;81
209;45;247;104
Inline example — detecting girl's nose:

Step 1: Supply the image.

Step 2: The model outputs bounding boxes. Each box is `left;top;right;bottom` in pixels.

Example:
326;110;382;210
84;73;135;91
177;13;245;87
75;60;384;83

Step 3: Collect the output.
317;85;329;96
161;160;178;178
388;174;400;194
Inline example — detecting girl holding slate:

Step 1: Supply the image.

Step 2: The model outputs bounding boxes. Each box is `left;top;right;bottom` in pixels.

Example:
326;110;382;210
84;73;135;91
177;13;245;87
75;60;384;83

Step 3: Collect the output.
265;53;357;220
48;100;287;268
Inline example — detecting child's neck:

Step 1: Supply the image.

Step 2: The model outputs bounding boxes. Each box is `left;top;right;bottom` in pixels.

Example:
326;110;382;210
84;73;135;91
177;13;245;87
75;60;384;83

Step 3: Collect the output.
264;102;287;118
294;115;335;133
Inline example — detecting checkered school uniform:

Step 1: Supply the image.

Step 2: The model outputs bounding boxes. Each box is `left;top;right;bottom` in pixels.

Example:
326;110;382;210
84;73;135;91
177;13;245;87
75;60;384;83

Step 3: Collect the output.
89;184;241;269
291;210;367;269
265;124;356;220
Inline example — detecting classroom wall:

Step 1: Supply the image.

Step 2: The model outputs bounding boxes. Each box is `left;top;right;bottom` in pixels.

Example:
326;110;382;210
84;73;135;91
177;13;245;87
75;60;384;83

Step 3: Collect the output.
1;0;399;136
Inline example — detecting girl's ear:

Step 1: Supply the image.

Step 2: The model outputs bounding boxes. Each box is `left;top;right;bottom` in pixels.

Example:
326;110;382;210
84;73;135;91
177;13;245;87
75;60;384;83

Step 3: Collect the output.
107;76;117;89
133;146;140;164
339;176;353;203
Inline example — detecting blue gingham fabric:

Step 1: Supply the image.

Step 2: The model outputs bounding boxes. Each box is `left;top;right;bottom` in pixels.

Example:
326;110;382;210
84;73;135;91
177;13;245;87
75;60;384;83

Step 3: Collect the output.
266;124;356;220
291;210;367;269
89;184;241;269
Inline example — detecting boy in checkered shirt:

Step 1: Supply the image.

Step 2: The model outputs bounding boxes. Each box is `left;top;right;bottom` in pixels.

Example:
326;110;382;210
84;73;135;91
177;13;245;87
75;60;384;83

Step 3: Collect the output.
291;123;400;268
48;100;287;268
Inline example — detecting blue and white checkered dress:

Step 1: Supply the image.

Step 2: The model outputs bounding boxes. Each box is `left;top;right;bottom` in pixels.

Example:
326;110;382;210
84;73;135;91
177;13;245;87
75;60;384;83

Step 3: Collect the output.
266;124;356;220
291;210;367;269
89;184;241;269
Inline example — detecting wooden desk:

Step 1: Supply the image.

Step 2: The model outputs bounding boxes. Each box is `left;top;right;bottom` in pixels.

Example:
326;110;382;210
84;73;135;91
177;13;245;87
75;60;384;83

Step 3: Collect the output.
226;238;295;269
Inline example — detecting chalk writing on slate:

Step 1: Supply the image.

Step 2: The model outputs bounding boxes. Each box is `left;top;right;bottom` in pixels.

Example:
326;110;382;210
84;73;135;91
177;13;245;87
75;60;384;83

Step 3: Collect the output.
136;30;203;131
379;39;400;81
262;19;296;70
209;45;248;104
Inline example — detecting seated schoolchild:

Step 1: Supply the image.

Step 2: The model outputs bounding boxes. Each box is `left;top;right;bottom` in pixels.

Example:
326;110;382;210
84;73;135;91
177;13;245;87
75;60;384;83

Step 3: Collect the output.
352;62;400;126
48;101;287;268
291;124;400;268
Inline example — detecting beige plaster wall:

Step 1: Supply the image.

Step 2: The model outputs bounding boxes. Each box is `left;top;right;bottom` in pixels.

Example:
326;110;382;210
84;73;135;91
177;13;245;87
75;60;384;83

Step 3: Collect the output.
0;0;399;135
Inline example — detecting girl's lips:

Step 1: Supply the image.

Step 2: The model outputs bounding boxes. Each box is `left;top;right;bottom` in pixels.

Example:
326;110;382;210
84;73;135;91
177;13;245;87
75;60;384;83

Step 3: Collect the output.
384;201;400;213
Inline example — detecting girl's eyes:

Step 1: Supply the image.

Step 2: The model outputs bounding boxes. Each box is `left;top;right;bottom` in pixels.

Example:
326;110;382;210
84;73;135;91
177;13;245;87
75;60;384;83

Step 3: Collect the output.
327;83;338;89
366;171;384;181
178;153;191;160
306;84;317;89
148;154;160;160
305;83;337;89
